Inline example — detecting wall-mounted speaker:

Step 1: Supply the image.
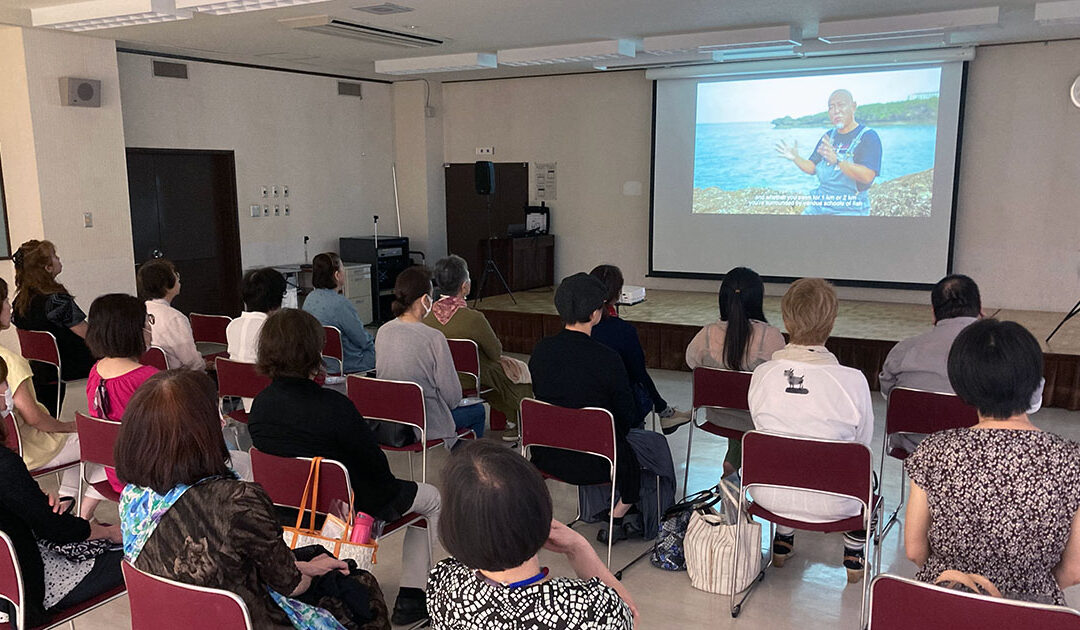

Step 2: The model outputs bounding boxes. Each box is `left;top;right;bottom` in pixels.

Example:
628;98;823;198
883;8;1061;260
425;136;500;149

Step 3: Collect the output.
474;160;495;196
59;77;101;107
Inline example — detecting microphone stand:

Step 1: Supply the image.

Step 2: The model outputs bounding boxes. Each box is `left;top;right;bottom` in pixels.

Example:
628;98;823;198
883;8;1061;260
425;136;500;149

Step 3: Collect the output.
1046;297;1080;343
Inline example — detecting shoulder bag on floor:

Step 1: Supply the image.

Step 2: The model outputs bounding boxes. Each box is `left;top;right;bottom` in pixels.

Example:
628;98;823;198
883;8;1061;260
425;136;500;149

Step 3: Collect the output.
650;485;725;571
684;480;762;595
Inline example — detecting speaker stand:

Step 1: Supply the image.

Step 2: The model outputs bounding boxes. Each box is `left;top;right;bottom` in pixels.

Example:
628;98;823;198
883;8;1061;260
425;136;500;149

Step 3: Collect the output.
472;195;517;307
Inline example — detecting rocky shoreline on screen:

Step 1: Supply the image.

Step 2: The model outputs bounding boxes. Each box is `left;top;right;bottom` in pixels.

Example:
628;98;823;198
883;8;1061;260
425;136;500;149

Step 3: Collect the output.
692;168;933;217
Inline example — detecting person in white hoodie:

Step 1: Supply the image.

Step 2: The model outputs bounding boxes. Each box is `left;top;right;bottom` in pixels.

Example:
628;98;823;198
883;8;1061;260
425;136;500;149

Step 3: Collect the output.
748;277;874;583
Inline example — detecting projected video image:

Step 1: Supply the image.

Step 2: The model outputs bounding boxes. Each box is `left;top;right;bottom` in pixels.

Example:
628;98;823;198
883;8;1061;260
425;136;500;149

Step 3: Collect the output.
693;67;941;217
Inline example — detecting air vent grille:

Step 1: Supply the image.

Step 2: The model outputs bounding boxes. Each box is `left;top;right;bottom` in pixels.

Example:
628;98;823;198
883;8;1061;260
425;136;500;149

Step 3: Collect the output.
152;60;189;79
337;82;363;97
353;3;412;14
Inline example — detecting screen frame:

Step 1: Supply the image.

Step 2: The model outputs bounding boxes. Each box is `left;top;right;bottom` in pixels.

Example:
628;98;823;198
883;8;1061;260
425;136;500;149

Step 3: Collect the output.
647;61;969;291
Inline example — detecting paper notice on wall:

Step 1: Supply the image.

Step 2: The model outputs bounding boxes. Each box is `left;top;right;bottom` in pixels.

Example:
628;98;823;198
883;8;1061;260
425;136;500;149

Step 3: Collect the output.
535;162;557;201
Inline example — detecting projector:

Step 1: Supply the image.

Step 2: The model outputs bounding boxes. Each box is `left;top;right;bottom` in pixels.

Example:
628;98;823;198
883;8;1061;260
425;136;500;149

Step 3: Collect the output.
618;285;646;306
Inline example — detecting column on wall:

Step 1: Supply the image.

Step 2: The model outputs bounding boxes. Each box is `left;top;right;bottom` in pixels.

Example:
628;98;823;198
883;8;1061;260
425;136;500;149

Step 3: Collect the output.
391;79;447;263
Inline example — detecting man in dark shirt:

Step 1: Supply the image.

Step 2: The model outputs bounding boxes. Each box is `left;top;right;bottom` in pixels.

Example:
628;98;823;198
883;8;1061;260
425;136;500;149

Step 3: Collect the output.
528;273;645;542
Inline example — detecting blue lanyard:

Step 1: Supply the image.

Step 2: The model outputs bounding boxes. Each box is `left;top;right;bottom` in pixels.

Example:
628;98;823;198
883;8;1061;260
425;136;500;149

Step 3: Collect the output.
481;567;550;589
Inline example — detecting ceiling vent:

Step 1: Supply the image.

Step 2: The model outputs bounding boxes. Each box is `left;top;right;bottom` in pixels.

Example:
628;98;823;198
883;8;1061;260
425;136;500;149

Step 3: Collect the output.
352;2;412;15
279;15;442;47
152;60;189;79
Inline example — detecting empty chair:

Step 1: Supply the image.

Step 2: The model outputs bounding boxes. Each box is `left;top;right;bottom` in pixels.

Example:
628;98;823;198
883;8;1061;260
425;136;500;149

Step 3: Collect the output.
189;313;231;362
215;358;271;425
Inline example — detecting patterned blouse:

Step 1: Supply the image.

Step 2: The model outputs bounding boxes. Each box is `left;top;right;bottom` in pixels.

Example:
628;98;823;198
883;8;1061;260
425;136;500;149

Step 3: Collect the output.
427;558;633;630
905;428;1080;604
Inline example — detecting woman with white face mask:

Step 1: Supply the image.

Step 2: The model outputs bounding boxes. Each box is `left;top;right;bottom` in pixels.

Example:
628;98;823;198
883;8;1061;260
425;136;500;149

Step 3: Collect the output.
374;266;486;446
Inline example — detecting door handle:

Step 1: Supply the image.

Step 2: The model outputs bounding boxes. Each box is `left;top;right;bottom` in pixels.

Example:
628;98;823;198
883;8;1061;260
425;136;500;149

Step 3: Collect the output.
150;248;164;259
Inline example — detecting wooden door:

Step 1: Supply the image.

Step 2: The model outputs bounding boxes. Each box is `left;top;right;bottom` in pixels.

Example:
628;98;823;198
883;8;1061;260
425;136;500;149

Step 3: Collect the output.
126;149;242;316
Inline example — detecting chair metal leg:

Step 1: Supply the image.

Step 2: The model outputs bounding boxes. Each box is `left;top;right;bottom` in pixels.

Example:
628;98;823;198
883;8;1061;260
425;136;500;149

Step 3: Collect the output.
878;466;907;542
730;493;768;618
614;475;662;580
682;422;695;500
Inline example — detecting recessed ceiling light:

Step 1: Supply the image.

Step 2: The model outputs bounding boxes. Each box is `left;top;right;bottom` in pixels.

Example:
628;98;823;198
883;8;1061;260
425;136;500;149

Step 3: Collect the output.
353;2;412;15
817;7;1000;44
1035;0;1080;24
32;0;191;31
497;39;636;67
177;0;337;16
643;26;802;55
375;52;496;74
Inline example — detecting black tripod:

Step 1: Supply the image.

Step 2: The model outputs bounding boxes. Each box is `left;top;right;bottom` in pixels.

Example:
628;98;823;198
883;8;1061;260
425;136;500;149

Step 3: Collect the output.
1046;297;1080;343
472;194;517;307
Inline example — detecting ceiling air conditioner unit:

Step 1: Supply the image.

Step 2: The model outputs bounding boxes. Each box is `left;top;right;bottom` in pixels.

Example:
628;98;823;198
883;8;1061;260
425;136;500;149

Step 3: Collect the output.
279;15;443;48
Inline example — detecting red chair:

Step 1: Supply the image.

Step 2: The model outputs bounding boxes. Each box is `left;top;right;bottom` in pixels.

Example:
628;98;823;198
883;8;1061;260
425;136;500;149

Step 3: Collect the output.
0;530;125;630
189;313;231;362
683;367;753;497
519;397;619;568
446;338;505;431
139;345;170;370
322;325;344;376
215;358;271;425
2;413;78;484
15;329;64;420
878;388;979;540
347;375;476;483
731;430;881;625
249;448;427;549
123;561;252;630
74;412;123;507
869;574;1080;629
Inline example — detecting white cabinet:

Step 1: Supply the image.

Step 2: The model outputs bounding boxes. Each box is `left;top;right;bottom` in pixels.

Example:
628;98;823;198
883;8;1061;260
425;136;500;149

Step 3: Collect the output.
342;263;372;324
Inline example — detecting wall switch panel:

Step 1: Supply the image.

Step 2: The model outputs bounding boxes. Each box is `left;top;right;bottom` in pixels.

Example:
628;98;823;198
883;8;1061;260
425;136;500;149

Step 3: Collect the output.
250;204;261;217
262;205;270;216
282;186;289;198
274;205;280;216
284;205;291;216
271;185;279;197
261;186;268;198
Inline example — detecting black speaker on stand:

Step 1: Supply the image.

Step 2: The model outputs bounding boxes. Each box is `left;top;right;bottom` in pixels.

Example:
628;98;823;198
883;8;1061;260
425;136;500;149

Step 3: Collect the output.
472;161;516;306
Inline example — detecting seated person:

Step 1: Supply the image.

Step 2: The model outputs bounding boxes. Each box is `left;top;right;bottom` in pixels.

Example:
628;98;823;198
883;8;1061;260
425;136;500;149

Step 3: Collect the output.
905;319;1080;604
12;240;94;416
529;273;675;543
139;259;205;371
589;264;690;432
748;278;873;582
375;266;485;442
0;278;103;518
424;255;532;436
428;440;636;630
248;307;441;625
116;370;388;629
85;294;159;496
0;358;123;628
302;252;375;374
226;267;286;412
685;267;786;476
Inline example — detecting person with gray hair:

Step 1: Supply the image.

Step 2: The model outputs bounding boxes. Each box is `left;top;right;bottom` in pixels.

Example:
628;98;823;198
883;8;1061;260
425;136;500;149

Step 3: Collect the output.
424;255;532;442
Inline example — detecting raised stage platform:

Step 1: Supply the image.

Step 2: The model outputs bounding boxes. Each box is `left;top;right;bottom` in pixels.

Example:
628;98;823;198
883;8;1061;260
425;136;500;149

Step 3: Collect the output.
477;288;1080;411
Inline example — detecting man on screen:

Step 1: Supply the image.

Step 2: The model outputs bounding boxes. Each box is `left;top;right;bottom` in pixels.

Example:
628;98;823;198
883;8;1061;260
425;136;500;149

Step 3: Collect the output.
775;89;882;216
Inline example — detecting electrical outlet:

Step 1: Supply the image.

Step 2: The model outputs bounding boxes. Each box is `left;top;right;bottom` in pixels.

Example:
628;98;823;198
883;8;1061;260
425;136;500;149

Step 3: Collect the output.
262;205;270;217
283;185;289;198
475;146;494;156
83;212;93;228
283;205;291;216
274;205;280;216
250;204;261;218
261;186;268;198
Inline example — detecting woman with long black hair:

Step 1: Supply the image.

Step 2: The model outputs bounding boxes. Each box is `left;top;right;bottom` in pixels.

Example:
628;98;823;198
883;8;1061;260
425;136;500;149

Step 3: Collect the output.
684;267;785;476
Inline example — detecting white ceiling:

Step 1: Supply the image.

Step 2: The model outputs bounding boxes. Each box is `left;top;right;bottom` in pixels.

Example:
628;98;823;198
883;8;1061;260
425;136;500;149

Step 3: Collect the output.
1;0;1078;81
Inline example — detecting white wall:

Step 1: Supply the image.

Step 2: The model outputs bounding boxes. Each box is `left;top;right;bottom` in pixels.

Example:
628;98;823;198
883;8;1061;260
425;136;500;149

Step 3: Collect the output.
442;41;1080;312
0;27;134;348
118;53;396;269
393;80;447;261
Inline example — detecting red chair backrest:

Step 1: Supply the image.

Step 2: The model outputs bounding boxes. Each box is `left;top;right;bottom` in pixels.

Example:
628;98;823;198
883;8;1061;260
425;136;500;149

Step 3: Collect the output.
869;574;1080;630
123;561;253;630
347;376;426;431
742;430;874;506
215;358;271;400
1;413;21;455
886;387;979;437
692;367;753;411
249;448;353;515
322;326;344;362
519;398;616;464
0;531;23;614
189;313;231;346
446;339;480;389
75;412;121;468
16;328;60;368
140;346;169;370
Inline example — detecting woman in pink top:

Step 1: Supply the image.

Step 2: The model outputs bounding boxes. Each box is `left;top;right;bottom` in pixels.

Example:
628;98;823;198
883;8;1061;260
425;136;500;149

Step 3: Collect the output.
84;294;158;492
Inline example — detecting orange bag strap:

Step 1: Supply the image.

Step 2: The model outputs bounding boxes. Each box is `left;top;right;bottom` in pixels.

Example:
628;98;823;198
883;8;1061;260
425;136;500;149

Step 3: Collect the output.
307;457;322;531
292;457;321;531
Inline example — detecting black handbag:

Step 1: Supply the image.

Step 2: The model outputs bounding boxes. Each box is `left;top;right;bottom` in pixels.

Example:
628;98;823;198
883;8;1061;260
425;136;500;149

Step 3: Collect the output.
650;485;724;571
366;420;417;448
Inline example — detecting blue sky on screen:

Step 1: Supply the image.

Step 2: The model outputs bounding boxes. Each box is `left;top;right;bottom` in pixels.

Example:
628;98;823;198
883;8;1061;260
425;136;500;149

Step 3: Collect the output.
696;67;942;123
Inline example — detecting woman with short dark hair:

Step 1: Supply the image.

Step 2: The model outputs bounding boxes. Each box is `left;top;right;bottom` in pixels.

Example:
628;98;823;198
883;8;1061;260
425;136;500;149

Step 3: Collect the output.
85;293;158;498
905;319;1080;604
0;354;123;627
375;266;485;442
302;252;375;374
139;258;205;372
428;440;636;629
249;308;441;625
425;255;531;439
117;370;389;629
